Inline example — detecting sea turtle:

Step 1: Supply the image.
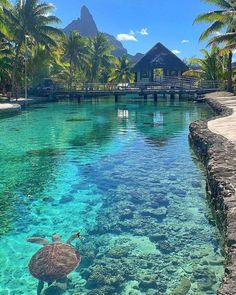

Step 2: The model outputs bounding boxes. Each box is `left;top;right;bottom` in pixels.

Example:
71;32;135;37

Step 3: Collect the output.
27;232;83;295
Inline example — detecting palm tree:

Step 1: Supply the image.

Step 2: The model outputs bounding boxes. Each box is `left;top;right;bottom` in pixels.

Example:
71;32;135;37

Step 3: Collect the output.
63;32;88;89
88;33;113;82
109;55;134;83
28;44;54;87
4;0;63;94
0;41;12;87
183;46;228;86
194;0;236;91
0;0;10;38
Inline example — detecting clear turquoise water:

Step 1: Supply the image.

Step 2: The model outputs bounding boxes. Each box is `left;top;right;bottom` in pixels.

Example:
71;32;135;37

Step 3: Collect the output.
0;97;224;295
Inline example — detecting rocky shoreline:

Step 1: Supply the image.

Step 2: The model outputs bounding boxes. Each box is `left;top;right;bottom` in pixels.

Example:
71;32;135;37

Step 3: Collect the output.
189;93;236;294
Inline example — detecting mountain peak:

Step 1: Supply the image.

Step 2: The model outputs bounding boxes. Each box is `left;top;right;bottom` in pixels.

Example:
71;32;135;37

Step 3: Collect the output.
81;5;91;18
63;6;143;61
63;5;98;37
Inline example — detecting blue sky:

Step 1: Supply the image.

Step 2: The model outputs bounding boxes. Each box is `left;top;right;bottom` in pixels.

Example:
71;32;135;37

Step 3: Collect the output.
51;0;235;60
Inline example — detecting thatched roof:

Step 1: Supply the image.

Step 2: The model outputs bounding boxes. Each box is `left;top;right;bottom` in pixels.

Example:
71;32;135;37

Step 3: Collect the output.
133;42;189;72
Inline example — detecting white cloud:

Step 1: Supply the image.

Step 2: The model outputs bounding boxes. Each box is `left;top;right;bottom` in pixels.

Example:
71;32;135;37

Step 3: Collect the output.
181;39;189;43
129;30;135;35
172;49;181;55
214;31;221;36
137;28;149;36
233;49;236;54
116;33;138;42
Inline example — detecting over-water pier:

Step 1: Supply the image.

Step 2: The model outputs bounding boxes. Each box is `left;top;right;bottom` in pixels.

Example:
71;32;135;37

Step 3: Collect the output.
53;76;220;101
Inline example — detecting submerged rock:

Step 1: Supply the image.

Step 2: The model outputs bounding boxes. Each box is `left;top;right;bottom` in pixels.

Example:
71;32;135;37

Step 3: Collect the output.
107;246;129;259
149;233;167;243
43;286;64;295
157;241;176;254
141;207;167;220
119;209;134;220
66;118;91;122
171;277;191;295
59;195;74;204
193;267;217;292
139;276;157;290
191;180;202;188
26;148;64;157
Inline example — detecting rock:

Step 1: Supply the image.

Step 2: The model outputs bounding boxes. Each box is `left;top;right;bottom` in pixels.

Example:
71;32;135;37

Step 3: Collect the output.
59;195;74;204
119;209;134;220
141;207;167;220
171;277;191;295
171;188;187;197
87;286;116;295
43;286;64;295
157;241;175;254
42;196;54;202
149;234;167;243
193;267;217;292
107;246;129;259
139;276;157;290
86;263;125;289
168;175;177;181
191;180;202;188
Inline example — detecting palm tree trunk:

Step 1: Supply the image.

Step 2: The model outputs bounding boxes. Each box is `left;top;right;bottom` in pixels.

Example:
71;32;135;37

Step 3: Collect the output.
12;44;20;98
69;59;73;91
227;51;233;92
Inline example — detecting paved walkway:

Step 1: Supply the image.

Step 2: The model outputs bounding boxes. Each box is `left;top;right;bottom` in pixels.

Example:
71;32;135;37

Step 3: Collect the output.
0;95;55;115
0;103;21;114
206;92;236;144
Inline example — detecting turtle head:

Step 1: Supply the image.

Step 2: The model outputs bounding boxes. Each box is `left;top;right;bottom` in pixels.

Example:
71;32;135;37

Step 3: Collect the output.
52;233;61;242
66;231;85;245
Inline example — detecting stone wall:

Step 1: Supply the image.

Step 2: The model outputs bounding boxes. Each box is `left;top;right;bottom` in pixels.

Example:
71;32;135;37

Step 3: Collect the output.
189;98;236;294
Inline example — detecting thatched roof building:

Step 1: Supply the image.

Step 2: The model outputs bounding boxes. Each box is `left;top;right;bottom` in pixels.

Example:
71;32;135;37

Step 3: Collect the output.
133;42;189;82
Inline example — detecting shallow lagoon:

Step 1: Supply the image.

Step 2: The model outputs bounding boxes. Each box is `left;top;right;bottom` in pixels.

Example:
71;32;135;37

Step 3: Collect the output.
0;97;224;294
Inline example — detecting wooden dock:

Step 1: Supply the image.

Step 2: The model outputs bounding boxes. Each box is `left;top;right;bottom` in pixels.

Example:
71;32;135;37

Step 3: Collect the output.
53;77;220;101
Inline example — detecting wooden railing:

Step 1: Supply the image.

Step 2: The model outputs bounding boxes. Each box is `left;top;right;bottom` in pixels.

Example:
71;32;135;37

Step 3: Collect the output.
55;77;221;93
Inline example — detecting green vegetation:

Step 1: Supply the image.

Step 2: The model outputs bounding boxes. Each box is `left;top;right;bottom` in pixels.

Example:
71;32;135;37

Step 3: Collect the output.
0;0;134;95
0;0;235;94
109;55;134;83
183;45;232;88
193;0;236;91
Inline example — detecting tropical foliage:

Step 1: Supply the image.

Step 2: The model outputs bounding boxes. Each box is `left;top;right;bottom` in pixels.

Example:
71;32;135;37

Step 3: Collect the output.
194;0;236;91
87;33;115;83
184;46;230;81
109;55;134;83
0;0;135;96
0;0;234;96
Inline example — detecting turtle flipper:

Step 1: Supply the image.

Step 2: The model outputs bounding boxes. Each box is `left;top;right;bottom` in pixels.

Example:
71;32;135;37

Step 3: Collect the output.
37;280;44;295
27;237;49;246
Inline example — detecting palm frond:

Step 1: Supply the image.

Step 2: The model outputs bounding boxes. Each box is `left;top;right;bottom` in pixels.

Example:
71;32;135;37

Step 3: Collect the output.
208;31;236;44
202;0;234;9
219;43;236;54
199;21;225;41
194;11;226;24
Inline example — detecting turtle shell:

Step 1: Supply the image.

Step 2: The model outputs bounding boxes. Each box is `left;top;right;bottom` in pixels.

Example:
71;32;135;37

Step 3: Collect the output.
28;242;81;283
